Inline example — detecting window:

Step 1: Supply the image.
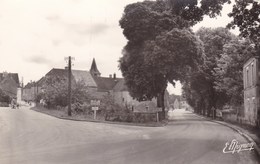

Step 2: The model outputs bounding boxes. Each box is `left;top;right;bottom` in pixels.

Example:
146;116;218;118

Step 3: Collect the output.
252;62;255;85
252;97;256;116
246;67;249;87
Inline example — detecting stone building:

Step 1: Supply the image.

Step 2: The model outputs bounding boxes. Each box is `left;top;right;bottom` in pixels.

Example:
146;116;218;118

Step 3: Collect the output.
24;58;169;111
22;81;38;102
243;56;260;126
22;68;97;102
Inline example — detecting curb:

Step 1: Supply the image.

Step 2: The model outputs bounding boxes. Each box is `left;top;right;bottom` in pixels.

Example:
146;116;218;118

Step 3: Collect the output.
30;108;168;128
195;114;260;156
213;120;260;157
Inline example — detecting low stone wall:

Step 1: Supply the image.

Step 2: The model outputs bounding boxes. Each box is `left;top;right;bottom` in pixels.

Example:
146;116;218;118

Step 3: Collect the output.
222;112;238;123
222;111;258;127
0;102;9;107
105;112;159;123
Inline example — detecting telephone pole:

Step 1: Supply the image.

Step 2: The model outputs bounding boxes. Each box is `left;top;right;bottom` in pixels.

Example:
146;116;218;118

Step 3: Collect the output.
65;56;74;116
68;56;72;116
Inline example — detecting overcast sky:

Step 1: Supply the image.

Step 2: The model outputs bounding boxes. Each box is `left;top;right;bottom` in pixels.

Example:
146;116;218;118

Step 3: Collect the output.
0;0;238;95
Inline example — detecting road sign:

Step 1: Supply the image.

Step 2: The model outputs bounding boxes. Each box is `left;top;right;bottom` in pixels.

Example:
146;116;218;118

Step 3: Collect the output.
91;100;100;106
91;107;99;111
91;106;99;120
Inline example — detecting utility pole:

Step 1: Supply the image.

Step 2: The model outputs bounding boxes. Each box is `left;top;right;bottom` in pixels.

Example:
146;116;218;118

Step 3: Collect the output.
68;56;72;116
65;56;74;116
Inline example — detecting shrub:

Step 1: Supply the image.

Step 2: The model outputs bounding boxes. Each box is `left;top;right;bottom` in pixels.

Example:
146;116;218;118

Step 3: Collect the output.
0;102;9;107
0;88;11;104
36;76;92;109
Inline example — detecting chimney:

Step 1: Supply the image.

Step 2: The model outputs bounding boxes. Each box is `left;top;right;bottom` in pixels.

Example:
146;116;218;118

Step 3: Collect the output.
109;74;112;78
3;71;8;77
113;73;116;79
65;66;68;70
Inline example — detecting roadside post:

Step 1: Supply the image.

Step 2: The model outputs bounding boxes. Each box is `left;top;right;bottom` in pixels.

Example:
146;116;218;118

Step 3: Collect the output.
91;100;100;120
211;107;215;119
157;107;162;122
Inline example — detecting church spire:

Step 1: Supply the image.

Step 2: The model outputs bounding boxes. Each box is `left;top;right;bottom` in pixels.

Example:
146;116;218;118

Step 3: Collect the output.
90;58;101;77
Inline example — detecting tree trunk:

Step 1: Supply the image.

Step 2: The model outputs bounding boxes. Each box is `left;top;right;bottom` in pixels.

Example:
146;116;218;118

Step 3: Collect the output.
161;89;165;120
157;89;166;120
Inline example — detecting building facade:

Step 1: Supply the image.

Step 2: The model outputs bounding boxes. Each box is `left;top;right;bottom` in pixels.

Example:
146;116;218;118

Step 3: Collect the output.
23;58;169;111
243;56;260;126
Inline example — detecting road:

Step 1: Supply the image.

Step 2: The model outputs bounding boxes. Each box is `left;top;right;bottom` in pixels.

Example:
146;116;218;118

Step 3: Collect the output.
0;107;258;164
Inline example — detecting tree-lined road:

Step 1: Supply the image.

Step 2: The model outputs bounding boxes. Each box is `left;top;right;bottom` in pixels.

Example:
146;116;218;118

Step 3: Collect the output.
0;107;258;164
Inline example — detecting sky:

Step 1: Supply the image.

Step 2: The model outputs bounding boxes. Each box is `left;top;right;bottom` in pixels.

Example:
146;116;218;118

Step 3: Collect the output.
0;0;239;95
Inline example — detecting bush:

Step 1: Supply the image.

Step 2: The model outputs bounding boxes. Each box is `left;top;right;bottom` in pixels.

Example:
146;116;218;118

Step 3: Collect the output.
0;88;11;104
36;77;92;109
71;102;92;114
0;102;9;107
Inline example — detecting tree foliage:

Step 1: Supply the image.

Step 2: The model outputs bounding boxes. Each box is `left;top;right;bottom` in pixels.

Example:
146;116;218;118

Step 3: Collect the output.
182;27;237;115
167;0;231;24
0;88;11;103
228;0;260;46
119;0;234;118
119;0;228;102
214;39;256;105
38;75;91;108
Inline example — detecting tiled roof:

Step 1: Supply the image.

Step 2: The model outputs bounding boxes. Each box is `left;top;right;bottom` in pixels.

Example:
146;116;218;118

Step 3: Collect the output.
36;77;45;87
46;68;67;79
0;76;18;96
72;70;97;87
92;76;120;92
113;78;128;92
0;73;19;86
39;68;97;88
24;81;37;89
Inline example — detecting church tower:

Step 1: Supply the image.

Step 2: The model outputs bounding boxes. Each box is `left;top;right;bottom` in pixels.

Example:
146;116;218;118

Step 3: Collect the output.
90;58;101;77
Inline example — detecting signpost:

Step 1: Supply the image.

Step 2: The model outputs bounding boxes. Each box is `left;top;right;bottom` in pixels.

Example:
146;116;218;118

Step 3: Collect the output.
211;107;215;119
157;107;162;122
91;100;100;120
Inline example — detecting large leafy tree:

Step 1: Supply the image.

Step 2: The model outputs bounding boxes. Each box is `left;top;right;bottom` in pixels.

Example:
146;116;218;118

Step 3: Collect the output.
214;39;256;107
167;0;231;24
119;0;231;118
188;27;236;115
228;0;260;46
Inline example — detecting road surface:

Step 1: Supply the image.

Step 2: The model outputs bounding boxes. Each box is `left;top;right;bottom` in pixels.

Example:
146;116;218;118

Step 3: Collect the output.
0;107;258;164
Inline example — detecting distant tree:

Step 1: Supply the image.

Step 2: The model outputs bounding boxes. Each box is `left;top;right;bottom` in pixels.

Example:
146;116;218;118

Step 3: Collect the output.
168;94;182;105
214;39;256;106
228;0;260;46
189;27;236;115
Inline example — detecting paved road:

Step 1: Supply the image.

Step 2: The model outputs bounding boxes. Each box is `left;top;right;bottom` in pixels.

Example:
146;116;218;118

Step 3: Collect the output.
0;107;258;164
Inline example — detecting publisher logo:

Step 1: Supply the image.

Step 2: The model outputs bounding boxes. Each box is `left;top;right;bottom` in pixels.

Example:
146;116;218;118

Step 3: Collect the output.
223;139;254;154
